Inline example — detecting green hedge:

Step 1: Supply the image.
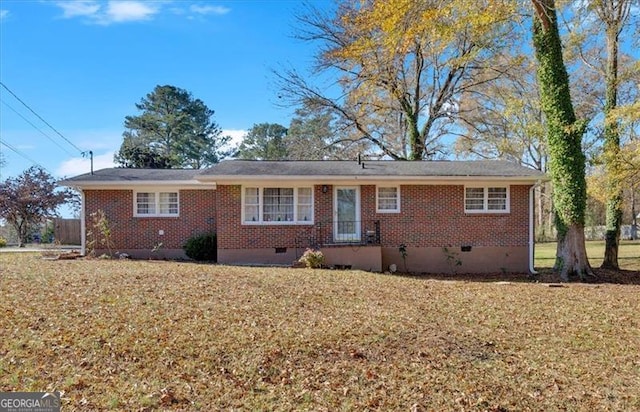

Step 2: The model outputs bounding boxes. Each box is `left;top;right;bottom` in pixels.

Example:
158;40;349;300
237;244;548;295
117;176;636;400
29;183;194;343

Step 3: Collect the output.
183;233;217;262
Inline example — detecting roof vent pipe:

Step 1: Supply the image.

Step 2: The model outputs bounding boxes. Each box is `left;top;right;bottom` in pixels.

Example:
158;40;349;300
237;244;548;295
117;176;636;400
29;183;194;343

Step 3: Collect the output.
362;162;365;169
358;153;361;165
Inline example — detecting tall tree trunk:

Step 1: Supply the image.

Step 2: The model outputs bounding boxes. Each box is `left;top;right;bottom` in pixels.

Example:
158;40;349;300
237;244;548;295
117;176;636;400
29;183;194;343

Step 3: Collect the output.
599;0;630;269
557;224;591;275
16;220;27;248
531;0;593;281
408;119;423;160
601;27;622;268
631;187;638;240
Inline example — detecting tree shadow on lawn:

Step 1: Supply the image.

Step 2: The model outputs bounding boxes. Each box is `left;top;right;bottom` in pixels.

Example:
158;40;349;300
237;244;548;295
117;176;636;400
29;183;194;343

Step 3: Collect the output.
396;268;640;285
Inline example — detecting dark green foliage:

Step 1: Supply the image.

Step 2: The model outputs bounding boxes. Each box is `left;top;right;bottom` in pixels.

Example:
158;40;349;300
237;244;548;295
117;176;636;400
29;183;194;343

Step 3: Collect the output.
114;136;174;168
183;233;217;262
236;123;289;160
115;85;232;169
532;2;587;231
286;107;341;159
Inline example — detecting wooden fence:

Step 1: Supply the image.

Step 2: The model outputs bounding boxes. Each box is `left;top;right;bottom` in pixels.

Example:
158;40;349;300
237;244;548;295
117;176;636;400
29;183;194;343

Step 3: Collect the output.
53;218;81;245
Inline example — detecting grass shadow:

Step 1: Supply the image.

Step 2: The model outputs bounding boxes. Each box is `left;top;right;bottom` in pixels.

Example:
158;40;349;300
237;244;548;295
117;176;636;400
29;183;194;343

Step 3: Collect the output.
391;268;640;285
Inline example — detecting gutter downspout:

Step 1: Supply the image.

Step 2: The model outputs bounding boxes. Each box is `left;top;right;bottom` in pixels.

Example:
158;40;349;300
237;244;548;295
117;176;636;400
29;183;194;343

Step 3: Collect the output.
80;189;86;256
529;181;541;274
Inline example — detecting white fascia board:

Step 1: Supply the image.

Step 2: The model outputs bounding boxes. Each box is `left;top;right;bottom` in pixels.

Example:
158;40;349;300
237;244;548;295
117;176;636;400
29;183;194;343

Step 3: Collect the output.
62;180;216;190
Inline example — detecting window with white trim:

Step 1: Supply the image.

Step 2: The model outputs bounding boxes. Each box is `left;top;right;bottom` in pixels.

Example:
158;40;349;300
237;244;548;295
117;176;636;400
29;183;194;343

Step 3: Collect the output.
297;187;313;222
135;191;179;216
244;188;260;222
376;186;400;213
243;186;314;224
464;186;509;213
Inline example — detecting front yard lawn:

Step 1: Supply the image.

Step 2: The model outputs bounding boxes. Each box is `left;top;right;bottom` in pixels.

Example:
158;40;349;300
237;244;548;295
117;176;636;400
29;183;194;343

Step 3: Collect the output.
534;240;640;283
1;253;639;410
535;240;640;271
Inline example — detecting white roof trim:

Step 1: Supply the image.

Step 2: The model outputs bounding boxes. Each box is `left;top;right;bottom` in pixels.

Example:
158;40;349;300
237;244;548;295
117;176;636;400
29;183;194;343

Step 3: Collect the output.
64;180;216;190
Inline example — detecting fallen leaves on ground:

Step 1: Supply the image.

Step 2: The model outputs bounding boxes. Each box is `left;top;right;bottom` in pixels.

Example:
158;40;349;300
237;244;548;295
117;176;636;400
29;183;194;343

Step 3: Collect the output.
1;254;639;410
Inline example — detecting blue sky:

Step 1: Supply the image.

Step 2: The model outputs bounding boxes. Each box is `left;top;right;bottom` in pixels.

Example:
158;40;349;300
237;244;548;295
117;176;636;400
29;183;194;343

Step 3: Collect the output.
0;0;324;180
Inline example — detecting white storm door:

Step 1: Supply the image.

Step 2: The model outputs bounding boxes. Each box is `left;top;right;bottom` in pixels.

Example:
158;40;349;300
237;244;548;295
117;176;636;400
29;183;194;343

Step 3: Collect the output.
334;186;360;242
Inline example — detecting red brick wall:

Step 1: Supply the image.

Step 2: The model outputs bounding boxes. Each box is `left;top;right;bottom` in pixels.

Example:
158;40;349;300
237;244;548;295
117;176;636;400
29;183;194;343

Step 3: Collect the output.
84;184;529;254
84;189;216;251
215;184;530;250
216;185;325;250
371;185;529;248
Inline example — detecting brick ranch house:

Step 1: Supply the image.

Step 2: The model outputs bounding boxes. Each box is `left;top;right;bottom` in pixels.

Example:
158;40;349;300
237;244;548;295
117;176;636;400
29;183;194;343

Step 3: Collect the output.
60;160;546;273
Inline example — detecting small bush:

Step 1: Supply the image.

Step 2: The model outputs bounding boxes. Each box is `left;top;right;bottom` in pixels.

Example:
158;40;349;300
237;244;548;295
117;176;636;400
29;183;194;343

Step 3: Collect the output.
183;233;217;262
299;248;325;268
0;237;7;248
87;210;114;257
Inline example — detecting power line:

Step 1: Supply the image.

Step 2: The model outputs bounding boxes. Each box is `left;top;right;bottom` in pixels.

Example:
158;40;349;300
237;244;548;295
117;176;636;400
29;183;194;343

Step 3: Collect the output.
0;139;51;174
0;81;84;154
1;98;77;157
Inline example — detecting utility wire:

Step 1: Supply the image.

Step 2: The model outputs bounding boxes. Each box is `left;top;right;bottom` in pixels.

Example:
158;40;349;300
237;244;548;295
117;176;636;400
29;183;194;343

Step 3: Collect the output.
0;139;52;174
0;81;84;154
1;98;77;157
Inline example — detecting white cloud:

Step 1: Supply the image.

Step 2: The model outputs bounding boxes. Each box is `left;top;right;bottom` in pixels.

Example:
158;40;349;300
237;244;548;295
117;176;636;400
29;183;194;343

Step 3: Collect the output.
55;1;100;18
189;4;230;15
103;1;158;23
53;0;158;25
57;151;116;177
51;1;229;25
0;9;9;20
222;129;246;148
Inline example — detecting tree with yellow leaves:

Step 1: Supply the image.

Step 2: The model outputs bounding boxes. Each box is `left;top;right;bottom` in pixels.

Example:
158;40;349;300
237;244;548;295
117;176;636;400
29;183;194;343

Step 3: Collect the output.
588;138;640;239
564;0;637;268
277;0;518;159
592;0;634;268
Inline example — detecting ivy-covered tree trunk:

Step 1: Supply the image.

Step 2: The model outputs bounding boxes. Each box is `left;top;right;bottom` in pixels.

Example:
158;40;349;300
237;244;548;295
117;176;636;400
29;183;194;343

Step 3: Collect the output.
531;0;593;281
601;27;623;269
631;189;638;240
598;0;631;269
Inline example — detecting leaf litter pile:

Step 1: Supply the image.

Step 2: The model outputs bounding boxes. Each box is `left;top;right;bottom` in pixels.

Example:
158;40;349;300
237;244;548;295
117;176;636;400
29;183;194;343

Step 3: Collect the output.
1;254;639;411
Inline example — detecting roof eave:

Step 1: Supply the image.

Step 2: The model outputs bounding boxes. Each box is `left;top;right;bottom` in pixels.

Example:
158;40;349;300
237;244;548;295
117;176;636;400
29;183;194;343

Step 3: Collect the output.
59;180;216;190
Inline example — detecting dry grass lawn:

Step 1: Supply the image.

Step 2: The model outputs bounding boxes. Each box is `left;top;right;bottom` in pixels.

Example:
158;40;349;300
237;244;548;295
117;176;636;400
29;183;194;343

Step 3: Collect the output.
1;253;640;411
535;240;640;272
534;240;640;284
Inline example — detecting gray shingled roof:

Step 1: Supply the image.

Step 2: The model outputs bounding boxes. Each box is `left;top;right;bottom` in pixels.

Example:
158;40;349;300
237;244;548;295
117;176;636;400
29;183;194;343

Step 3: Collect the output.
59;168;201;185
59;160;545;187
199;160;545;178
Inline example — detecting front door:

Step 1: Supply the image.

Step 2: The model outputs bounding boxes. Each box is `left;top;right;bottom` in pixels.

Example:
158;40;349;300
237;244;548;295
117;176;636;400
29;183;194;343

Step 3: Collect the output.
334;186;360;242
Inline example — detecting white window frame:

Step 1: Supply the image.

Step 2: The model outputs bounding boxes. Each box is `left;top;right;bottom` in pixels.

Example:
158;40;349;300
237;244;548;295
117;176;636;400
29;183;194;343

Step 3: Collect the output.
242;186;314;225
134;190;180;217
376;185;401;213
464;185;510;214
